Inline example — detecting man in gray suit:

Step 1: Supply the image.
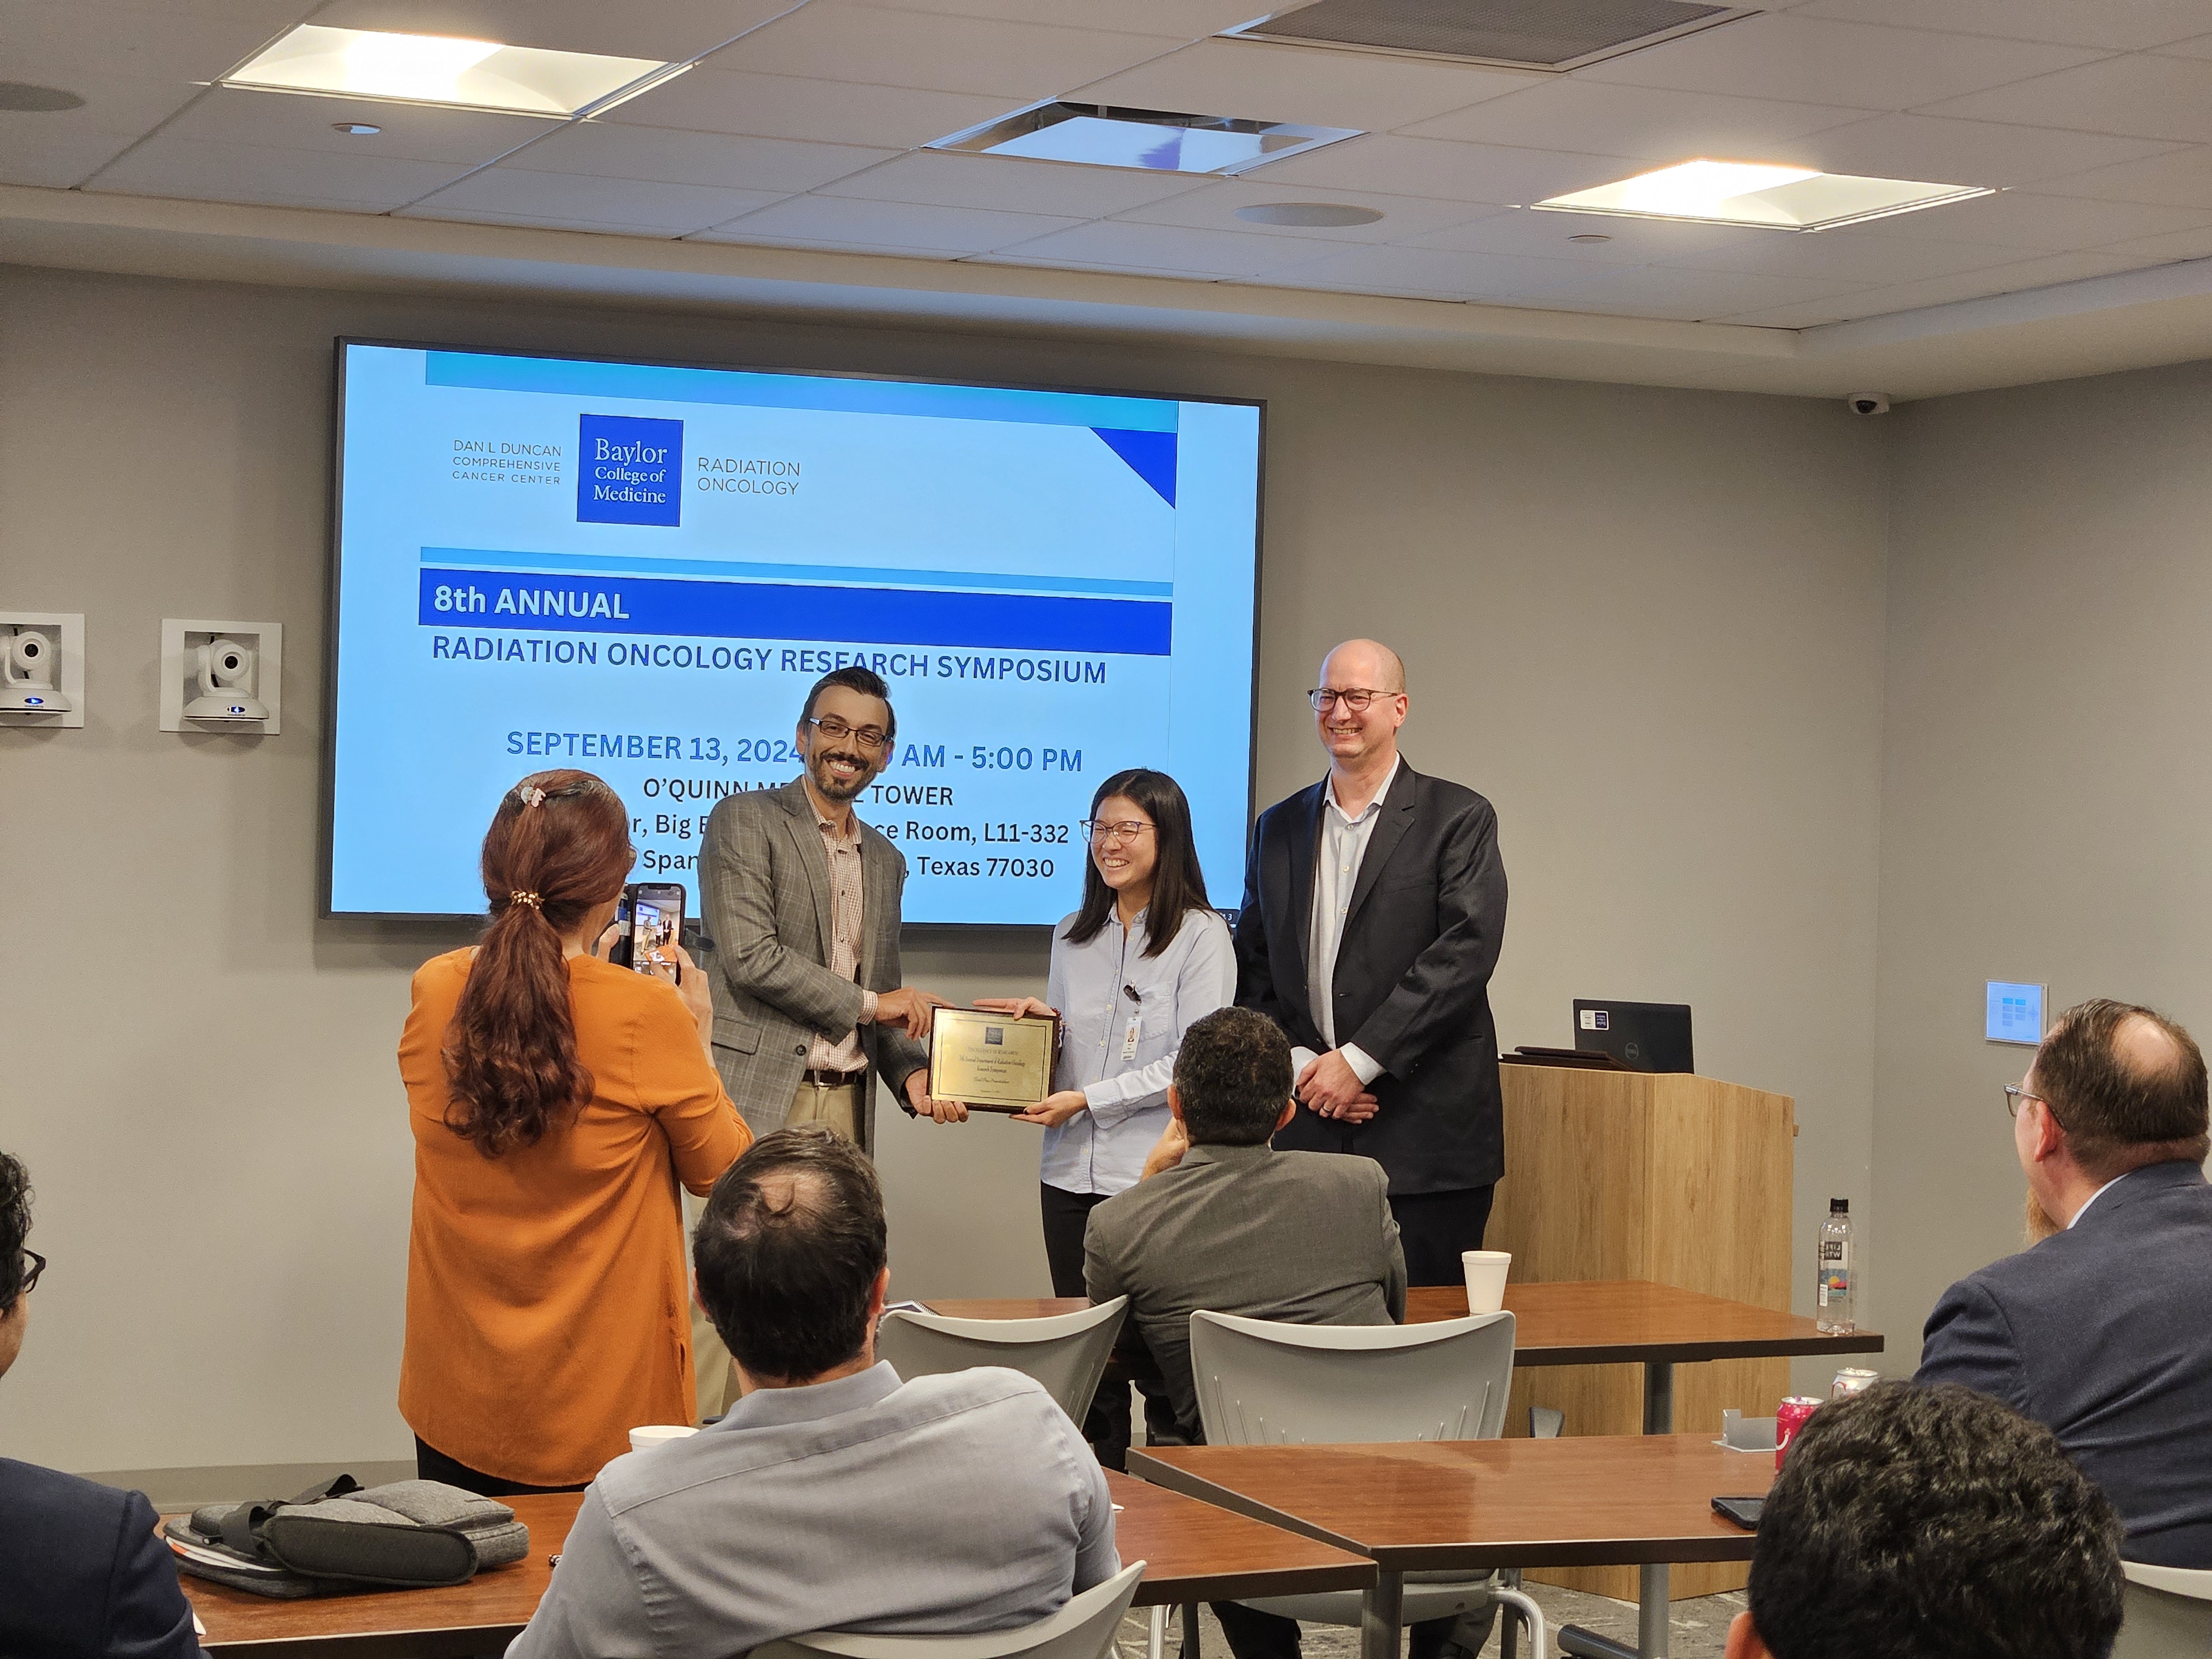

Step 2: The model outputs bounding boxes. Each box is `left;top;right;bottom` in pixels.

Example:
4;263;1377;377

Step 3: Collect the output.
1086;1006;1421;1659
510;1129;1119;1659
700;666;958;1151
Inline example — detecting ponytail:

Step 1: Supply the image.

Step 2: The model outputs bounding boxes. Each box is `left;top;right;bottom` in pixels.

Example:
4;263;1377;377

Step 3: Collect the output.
444;771;634;1156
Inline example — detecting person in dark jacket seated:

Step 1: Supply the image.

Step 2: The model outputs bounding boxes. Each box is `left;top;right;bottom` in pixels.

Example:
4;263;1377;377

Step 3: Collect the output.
1917;997;2212;1567
0;1150;201;1657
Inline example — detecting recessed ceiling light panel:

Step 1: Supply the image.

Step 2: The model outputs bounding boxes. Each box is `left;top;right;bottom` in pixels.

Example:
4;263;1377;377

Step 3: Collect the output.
931;103;1361;175
221;25;681;117
1536;158;1994;231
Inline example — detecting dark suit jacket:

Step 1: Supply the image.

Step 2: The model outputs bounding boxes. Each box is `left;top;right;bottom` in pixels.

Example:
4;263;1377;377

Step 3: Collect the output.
1916;1160;2212;1567
1084;1141;1406;1441
0;1459;200;1657
699;779;928;1151
1235;757;1508;1194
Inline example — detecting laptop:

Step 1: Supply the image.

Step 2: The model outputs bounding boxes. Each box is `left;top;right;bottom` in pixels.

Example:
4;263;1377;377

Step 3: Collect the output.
1572;999;1694;1073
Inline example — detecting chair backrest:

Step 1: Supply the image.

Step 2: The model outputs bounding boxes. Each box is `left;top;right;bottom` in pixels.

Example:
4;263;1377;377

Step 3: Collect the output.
1189;1309;1516;1446
874;1298;1129;1423
752;1559;1146;1659
2114;1561;2212;1659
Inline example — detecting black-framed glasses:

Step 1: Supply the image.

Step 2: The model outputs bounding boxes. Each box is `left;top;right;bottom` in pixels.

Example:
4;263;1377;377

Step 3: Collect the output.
1083;819;1156;846
17;1249;44;1296
805;716;891;753
2004;1084;2053;1121
1307;687;1396;713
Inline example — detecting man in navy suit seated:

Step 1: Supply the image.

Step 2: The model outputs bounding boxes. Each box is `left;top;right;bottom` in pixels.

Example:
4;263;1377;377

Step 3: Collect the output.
1917;997;2212;1567
0;1150;201;1657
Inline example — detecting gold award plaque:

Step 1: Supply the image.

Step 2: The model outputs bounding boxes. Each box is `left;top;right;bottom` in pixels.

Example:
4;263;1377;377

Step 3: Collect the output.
928;1008;1060;1113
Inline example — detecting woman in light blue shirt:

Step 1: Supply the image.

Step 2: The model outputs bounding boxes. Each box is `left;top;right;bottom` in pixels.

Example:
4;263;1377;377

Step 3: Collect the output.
977;768;1234;1456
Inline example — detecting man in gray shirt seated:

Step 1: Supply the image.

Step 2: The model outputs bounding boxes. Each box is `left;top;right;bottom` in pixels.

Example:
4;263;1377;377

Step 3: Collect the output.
512;1127;1119;1659
1086;1006;1411;1659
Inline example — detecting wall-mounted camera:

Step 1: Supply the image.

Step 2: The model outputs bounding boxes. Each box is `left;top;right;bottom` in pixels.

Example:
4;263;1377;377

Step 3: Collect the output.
0;612;84;728
160;619;283;734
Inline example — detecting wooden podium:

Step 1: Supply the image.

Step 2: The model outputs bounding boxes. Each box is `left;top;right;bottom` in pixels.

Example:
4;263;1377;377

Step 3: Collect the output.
1493;1062;1795;1600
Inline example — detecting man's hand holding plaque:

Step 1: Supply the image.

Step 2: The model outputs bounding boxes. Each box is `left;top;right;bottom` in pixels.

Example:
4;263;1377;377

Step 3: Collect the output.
928;1000;1063;1115
971;999;1091;1126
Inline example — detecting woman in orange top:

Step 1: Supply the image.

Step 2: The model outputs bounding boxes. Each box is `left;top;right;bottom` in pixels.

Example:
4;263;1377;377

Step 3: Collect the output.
398;769;750;1494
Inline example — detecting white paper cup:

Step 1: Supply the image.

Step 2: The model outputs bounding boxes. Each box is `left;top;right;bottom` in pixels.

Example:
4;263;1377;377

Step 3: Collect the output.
1461;1250;1512;1315
629;1424;700;1454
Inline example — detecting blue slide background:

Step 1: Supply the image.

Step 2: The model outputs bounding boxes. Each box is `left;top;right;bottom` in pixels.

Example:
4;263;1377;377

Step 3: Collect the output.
328;343;1261;923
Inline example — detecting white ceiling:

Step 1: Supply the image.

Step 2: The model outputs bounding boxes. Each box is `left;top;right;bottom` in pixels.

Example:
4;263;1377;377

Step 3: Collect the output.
11;0;2212;398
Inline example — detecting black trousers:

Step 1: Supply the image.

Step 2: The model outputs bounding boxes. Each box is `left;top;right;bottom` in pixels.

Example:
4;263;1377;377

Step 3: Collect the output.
1039;1183;1177;1467
1389;1183;1496;1287
415;1438;586;1499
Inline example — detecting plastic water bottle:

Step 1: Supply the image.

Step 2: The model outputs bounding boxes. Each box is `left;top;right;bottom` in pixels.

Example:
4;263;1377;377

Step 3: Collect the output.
1815;1198;1855;1334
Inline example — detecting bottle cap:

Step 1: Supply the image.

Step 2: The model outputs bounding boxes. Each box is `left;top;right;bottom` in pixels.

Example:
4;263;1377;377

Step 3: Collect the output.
1830;1197;1849;1213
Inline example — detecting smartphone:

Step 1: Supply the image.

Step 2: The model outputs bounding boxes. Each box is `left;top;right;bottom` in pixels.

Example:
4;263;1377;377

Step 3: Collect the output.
1712;1496;1764;1531
623;883;686;984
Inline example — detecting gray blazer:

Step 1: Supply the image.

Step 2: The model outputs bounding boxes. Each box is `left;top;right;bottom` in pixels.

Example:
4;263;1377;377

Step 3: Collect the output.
698;780;927;1153
1084;1141;1407;1440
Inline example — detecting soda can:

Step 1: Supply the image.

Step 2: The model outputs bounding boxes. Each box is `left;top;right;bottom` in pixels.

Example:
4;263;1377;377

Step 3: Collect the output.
1776;1396;1822;1469
1831;1367;1880;1399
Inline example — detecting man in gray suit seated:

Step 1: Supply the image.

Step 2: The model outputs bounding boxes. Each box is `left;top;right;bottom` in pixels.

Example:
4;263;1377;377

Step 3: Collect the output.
511;1128;1119;1659
1086;1006;1421;1659
1917;996;2212;1567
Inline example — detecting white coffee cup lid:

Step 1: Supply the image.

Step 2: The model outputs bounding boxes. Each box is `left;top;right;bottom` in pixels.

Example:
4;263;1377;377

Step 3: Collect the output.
629;1424;700;1452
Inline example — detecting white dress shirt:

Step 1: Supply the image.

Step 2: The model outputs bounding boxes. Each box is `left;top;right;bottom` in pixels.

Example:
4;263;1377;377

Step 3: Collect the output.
1040;904;1236;1196
1297;755;1401;1087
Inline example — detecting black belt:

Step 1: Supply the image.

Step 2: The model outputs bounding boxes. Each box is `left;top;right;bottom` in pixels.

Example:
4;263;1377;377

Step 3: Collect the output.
801;1068;867;1088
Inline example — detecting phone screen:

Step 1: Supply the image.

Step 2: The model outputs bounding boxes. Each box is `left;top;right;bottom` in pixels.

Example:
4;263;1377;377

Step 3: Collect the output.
627;884;685;984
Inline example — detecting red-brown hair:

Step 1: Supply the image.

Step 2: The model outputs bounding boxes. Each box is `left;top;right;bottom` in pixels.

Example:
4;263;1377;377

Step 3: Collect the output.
443;770;634;1156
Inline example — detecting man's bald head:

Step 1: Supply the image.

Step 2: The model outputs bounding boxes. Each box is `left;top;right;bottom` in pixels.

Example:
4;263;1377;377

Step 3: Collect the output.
1320;639;1406;695
2032;999;2210;1178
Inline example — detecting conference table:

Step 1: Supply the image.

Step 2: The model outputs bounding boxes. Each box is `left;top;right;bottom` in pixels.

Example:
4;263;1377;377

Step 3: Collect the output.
182;1470;1374;1657
1129;1435;1777;1659
930;1280;1881;1658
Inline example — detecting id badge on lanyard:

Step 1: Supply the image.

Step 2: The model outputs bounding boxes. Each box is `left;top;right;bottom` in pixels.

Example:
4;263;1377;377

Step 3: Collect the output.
1120;1013;1142;1062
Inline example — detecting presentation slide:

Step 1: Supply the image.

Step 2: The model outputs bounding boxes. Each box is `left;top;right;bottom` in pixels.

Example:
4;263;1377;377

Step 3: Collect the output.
326;342;1262;923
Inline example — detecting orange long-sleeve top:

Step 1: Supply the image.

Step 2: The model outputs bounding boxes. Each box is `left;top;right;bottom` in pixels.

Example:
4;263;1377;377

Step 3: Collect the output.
397;948;750;1487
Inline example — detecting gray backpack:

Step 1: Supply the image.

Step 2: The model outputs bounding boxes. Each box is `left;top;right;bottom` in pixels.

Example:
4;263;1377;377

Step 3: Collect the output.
163;1474;530;1599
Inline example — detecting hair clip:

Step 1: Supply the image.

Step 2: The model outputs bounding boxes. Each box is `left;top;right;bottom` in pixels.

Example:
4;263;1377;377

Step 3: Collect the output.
514;785;547;809
509;890;543;910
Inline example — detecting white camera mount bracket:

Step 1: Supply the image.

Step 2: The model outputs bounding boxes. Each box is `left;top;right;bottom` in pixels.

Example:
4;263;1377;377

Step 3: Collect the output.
161;618;283;734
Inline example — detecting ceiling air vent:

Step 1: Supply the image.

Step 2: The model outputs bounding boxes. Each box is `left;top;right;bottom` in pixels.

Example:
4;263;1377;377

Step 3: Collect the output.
1230;0;1757;72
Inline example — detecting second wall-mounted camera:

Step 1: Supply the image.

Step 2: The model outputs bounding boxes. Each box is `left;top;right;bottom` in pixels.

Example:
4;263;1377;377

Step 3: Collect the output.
160;619;283;734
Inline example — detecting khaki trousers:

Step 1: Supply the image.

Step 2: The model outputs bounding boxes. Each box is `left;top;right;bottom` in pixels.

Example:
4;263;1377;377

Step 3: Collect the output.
687;1080;864;1419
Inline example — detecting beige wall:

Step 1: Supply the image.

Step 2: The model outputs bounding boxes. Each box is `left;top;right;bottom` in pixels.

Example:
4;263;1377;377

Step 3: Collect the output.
1870;359;2212;1368
0;264;1887;1477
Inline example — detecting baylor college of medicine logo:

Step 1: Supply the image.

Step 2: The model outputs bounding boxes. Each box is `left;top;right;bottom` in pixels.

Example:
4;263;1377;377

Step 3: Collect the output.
577;413;682;528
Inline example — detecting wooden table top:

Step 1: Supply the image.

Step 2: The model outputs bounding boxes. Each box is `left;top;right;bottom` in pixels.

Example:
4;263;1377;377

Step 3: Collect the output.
926;1280;1884;1366
1128;1435;1778;1572
185;1472;1371;1653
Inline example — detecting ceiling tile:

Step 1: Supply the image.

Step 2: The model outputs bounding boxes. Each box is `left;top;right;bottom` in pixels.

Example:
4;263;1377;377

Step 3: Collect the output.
1114;180;1500;243
1402;206;1785;263
2033;144;2212;208
1762;113;2182;188
1254;242;1595;302
411;165;793;231
599;68;1016;150
1923;54;2212;144
1401;79;1872;159
1507;263;1872;322
154;87;555;165
0;122;144;189
695;195;1083;253
2;0;300;86
1063;37;1544;132
2096;223;2212;259
1767;249;2167;319
398;205;751;237
497;122;894;194
83;134;473;208
307;0;796;64
1703;296;1869;326
813;150;1204;216
1791;0;2212;51
1576;14;2107;110
2156;32;2212;56
852;0;1261;34
1653;227;2036;283
1246;134;1640;206
705;3;1185;100
988;219;1343;278
1845;188;2212;249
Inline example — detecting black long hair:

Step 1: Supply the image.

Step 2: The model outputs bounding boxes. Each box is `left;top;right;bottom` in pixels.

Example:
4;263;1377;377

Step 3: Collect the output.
1063;768;1211;959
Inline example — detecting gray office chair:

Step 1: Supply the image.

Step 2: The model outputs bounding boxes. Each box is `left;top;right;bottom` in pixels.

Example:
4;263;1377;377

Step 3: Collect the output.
751;1559;1146;1659
2113;1561;2212;1659
875;1298;1129;1424
1186;1310;1543;1657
